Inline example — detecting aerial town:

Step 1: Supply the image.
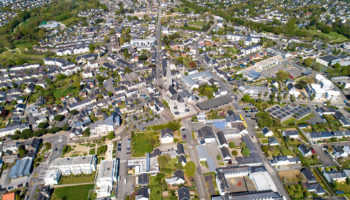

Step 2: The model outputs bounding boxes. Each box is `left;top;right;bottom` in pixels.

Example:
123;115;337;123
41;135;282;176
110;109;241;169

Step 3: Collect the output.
0;0;349;199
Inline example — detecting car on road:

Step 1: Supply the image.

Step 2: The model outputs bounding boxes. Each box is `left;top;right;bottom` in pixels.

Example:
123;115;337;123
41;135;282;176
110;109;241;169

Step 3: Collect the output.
117;143;122;151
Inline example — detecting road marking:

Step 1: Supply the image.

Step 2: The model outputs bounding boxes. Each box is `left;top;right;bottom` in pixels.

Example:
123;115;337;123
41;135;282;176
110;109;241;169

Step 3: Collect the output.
240;115;248;127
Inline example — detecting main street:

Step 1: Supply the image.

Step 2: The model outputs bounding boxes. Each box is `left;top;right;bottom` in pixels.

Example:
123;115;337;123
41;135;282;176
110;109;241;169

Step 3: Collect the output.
183;118;209;200
26;133;69;199
192;20;290;199
234;104;291;200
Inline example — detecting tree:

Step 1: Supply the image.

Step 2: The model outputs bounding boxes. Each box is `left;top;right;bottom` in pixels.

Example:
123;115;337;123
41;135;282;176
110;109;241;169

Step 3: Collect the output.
232;150;238;156
54;115;64;121
303;58;313;67
44;142;52;150
139;53;148;61
69;110;78;115
269;93;275;104
97;145;108;155
107;132;114;140
290;95;296;102
310;94;315;101
21;129;33;139
62;145;73;155
277;93;282;102
276;70;290;80
241;148;250;157
48;127;61;134
38;122;49;129
11;134;20;140
241;94;251;102
229;142;235;148
83;128;90;137
286;18;296;35
18;144;27;158
184;161;196;178
295;80;307;89
158;155;171;169
256;112;273;127
62;124;70;131
89;43;95;53
34;129;47;137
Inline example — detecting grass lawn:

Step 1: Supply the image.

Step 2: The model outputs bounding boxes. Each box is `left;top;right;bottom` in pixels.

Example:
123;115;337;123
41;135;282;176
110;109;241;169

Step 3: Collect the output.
59;171;96;184
280;113;313;127
296;113;315;124
0;50;44;65
308;30;348;43
149;176;163;200
174;6;195;13
188;20;206;27
160;158;181;175
306;30;348;43
260;138;268;144
61;17;80;26
51;184;94;200
282;117;296;127
132;131;160;157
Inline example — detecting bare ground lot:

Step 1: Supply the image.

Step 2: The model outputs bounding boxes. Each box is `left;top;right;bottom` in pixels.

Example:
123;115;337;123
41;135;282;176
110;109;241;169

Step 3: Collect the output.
226;176;256;193
278;169;305;184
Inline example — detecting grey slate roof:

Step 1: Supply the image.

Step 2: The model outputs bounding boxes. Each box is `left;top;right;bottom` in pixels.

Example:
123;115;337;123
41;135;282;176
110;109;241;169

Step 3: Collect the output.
178;187;190;200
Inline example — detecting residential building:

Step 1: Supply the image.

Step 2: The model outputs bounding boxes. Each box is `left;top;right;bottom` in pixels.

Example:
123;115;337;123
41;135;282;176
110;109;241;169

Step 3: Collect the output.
160;128;174;144
262;127;273;137
44;169;61;186
298;144;312;157
90;109;122;136
49;155;97;176
96;159;119;198
135;187;150;200
166;170;185;185
178;187;190;200
323;170;347;183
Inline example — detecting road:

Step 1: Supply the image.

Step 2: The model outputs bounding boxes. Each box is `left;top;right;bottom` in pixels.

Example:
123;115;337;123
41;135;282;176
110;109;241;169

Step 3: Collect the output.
183;118;209;200
298;127;339;167
155;1;162;86
190;19;289;199
116;136;130;199
26;133;69;199
234;104;291;199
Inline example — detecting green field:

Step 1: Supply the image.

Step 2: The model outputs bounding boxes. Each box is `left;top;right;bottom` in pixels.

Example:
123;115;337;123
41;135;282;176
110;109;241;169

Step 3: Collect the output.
51;184;94;200
188;20;207;27
0;0;106;66
149;176;163;200
59;172;96;185
0;50;44;66
132;131;160;157
306;30;348;43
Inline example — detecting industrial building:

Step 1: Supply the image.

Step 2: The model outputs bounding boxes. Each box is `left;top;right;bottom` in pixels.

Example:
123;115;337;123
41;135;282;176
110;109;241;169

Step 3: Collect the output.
265;104;311;122
9;157;32;179
215;166;278;196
